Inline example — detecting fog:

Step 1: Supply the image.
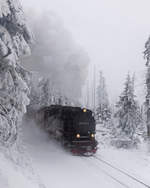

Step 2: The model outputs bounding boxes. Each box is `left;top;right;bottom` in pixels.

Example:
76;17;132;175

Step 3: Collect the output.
21;0;150;103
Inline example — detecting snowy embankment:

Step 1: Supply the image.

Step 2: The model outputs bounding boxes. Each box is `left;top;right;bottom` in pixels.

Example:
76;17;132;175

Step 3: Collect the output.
22;117;150;188
0;146;45;188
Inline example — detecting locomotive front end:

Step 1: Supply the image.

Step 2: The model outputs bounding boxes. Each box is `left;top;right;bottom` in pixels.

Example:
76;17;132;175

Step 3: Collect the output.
70;108;98;155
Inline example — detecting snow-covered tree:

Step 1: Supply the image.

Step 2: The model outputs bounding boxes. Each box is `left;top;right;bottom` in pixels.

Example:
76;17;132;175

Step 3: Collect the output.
115;74;141;139
0;0;32;146
144;37;150;137
96;71;111;123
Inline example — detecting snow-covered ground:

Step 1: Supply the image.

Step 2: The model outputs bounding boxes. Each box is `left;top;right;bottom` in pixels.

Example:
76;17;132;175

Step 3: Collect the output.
22;118;150;188
97;145;150;186
96;124;150;186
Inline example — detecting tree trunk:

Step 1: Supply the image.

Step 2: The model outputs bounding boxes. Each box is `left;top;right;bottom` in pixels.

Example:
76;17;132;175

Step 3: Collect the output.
147;112;150;137
146;108;150;137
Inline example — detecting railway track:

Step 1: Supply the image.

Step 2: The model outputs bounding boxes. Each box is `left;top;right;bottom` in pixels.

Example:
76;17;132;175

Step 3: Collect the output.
93;156;150;188
85;155;150;188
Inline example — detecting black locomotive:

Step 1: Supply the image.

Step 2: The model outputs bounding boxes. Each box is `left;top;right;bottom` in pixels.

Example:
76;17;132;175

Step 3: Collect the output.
36;105;98;155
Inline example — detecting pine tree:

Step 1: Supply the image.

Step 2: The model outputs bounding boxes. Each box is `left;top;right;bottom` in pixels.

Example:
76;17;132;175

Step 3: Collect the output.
115;74;141;139
96;71;111;123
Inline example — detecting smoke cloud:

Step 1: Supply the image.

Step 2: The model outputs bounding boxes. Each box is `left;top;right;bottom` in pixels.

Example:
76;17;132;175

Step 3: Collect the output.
22;10;90;101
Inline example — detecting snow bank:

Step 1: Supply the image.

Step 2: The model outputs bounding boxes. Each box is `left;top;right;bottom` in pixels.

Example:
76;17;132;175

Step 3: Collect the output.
0;147;45;188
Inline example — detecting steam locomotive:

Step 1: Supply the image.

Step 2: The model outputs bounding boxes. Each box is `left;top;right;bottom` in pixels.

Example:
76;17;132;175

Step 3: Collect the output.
36;105;98;155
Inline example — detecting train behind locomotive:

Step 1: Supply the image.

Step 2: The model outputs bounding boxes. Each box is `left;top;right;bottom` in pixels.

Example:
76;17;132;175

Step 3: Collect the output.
36;105;98;155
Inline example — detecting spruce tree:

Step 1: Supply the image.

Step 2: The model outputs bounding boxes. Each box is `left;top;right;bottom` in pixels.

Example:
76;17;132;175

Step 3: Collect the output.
115;74;141;139
96;71;111;123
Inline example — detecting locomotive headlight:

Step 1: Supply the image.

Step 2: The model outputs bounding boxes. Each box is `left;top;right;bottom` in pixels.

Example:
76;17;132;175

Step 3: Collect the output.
83;108;87;113
76;134;80;138
91;134;95;138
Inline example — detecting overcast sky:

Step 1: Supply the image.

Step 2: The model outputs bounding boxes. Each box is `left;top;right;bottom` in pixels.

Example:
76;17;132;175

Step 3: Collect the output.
21;0;150;103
